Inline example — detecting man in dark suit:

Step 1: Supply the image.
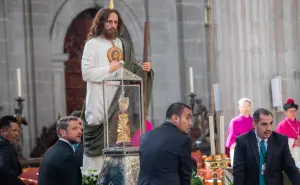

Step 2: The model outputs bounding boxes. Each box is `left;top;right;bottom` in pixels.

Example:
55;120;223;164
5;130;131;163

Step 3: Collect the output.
38;116;83;185
138;102;193;185
0;115;25;185
233;108;300;185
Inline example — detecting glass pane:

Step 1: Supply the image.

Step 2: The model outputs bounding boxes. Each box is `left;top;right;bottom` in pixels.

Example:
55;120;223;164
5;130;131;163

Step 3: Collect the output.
103;82;142;148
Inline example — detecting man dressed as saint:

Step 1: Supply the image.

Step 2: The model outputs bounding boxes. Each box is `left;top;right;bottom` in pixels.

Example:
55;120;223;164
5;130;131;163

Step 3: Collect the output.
80;6;154;171
276;98;300;167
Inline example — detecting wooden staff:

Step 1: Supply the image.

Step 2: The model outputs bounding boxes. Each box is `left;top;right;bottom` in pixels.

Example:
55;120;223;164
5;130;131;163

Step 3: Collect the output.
142;22;149;133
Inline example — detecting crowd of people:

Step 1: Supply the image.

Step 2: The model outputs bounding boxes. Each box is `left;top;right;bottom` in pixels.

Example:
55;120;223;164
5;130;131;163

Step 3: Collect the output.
0;102;195;185
2;99;300;185
227;98;300;185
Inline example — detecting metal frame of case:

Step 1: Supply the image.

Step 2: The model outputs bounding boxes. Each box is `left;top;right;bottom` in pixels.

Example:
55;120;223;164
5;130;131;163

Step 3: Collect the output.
102;66;144;152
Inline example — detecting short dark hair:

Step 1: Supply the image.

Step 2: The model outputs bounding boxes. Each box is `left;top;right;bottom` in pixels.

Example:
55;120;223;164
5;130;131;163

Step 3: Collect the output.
56;116;79;136
166;102;191;119
253;108;273;123
0;115;18;129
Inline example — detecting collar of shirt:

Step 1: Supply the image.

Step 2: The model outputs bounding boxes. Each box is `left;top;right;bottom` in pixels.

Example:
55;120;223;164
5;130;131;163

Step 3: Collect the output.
166;120;188;135
0;135;9;142
239;114;250;118
255;131;268;153
59;138;75;152
285;117;297;122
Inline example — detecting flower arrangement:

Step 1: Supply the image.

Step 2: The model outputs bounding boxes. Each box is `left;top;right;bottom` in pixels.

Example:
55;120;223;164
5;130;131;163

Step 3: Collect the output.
81;167;100;185
190;170;204;185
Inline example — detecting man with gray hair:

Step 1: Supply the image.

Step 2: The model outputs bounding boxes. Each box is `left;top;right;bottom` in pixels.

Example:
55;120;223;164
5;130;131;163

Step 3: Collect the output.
38;116;83;185
225;98;253;157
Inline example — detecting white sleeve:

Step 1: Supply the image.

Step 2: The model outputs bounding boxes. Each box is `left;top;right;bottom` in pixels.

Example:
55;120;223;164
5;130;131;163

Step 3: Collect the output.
288;138;295;149
288;138;300;163
81;41;110;82
230;146;235;167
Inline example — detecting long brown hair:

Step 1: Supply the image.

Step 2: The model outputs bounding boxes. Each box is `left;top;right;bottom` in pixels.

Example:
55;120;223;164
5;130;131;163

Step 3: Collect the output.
86;8;124;41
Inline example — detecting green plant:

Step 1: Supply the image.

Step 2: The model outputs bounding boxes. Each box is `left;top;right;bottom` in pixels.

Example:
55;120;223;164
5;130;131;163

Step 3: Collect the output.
82;167;100;185
190;170;204;185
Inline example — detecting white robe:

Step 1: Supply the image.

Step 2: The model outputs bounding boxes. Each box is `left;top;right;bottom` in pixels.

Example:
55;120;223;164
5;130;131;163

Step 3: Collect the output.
288;138;300;168
81;37;123;171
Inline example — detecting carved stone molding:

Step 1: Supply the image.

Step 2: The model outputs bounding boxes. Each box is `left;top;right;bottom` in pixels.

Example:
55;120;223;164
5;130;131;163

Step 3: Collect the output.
51;53;69;117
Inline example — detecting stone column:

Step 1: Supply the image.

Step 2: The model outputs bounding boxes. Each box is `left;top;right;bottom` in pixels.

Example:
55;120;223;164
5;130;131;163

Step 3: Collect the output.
146;0;182;125
175;0;209;106
0;0;10;116
52;53;69;118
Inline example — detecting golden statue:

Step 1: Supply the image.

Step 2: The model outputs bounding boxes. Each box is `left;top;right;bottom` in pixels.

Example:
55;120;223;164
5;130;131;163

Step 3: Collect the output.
116;95;132;146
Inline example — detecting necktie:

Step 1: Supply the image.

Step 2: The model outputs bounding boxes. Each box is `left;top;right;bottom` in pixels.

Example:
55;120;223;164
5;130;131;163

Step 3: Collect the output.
260;140;267;185
74;144;78;151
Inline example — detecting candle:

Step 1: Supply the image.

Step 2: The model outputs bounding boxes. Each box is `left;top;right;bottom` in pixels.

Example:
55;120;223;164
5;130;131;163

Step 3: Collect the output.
220;115;225;154
189;67;194;93
209;115;215;156
16;68;22;97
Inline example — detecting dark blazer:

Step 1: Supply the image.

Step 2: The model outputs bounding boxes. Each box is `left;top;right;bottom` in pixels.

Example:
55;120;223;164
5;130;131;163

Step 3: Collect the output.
38;139;82;185
0;136;24;185
138;121;192;185
191;157;197;172
233;130;300;185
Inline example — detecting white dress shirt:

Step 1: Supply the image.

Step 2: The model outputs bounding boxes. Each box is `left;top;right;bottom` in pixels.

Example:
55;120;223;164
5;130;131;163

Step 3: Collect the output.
59;138;75;152
255;132;268;154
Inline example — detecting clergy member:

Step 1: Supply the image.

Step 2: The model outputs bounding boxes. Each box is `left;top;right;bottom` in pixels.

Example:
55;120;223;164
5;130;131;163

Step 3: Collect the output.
81;7;154;171
276;98;300;166
225;98;253;158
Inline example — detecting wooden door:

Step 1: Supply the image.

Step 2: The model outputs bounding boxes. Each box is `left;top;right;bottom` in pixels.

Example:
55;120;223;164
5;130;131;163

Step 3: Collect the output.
64;9;98;115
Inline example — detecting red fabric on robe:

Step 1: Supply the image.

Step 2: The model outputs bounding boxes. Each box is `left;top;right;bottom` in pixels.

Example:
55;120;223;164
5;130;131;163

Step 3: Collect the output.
276;118;300;147
131;120;154;146
225;115;253;148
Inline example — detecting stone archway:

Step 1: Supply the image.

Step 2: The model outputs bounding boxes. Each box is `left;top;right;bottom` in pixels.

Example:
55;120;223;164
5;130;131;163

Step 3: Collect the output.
63;8;97;114
51;0;142;55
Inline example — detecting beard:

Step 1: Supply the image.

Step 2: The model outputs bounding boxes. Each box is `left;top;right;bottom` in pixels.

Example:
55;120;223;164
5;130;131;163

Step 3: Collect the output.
69;139;79;145
67;137;81;145
103;27;118;40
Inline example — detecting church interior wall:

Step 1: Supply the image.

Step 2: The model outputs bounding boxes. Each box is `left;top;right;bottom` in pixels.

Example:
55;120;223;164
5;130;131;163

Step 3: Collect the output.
146;0;182;126
145;0;210;127
0;0;37;158
179;0;210;108
214;0;300;130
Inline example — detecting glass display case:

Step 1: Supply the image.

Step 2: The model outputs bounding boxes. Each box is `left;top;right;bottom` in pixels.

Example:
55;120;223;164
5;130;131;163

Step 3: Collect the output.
97;64;144;185
102;65;144;149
